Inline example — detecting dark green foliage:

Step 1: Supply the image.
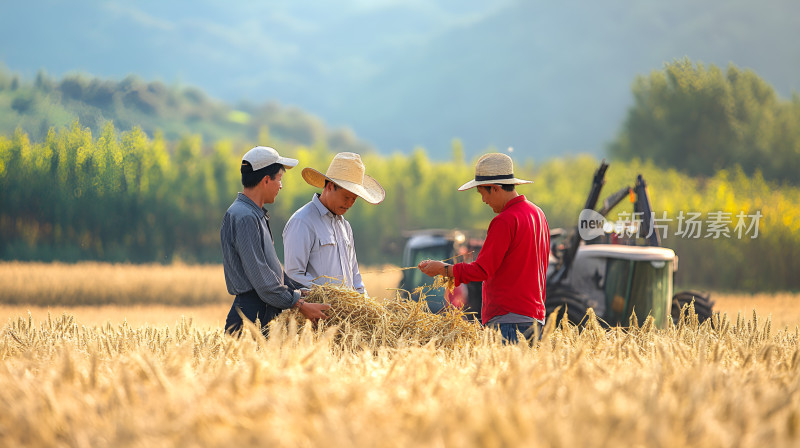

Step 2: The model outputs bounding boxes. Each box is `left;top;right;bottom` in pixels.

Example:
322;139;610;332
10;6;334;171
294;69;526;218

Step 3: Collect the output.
2;123;800;292
10;93;35;114
0;68;373;155
3;58;800;292
0;125;496;268
610;59;800;184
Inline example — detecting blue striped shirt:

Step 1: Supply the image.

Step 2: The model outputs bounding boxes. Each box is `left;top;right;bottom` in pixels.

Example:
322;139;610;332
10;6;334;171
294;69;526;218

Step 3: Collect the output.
220;193;300;309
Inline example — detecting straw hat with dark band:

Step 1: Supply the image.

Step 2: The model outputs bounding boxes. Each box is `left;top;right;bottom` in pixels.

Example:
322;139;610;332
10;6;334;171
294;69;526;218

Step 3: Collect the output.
302;152;385;204
457;153;533;191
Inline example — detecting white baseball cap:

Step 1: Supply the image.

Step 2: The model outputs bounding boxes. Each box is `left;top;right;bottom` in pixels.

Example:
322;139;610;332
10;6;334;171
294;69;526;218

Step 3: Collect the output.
242;146;298;171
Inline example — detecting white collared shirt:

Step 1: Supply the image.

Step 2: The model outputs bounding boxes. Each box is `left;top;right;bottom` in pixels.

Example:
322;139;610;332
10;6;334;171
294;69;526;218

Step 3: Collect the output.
283;194;366;293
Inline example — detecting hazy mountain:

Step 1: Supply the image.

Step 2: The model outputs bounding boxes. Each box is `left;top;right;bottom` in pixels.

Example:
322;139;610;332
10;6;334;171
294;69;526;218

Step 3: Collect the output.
1;0;798;160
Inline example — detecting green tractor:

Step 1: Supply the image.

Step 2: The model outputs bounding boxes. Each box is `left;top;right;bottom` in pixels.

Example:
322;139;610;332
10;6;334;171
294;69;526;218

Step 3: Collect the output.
547;161;714;328
399;161;714;328
399;229;485;316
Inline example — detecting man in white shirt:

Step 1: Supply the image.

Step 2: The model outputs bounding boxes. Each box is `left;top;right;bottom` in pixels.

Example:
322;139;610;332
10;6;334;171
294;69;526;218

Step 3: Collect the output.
283;152;385;294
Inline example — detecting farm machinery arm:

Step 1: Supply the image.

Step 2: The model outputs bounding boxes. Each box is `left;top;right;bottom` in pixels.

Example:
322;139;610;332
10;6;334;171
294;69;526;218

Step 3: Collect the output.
598;185;632;217
550;161;663;283
633;175;661;247
549;161;609;284
597;175;660;246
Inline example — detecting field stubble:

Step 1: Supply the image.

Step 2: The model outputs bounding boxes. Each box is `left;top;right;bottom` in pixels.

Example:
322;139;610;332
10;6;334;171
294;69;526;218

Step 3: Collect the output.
2;262;800;446
2;308;800;447
1;262;797;329
0;261;402;327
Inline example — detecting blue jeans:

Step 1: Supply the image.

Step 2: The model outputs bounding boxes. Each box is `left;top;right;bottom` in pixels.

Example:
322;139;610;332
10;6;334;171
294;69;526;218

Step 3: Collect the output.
494;322;541;344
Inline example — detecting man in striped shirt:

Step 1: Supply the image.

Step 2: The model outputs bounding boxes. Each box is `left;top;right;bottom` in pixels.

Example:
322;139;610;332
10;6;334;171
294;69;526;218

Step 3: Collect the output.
222;146;330;335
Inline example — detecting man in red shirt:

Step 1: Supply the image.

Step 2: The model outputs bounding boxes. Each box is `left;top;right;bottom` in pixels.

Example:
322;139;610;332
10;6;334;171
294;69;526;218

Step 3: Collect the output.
418;153;549;343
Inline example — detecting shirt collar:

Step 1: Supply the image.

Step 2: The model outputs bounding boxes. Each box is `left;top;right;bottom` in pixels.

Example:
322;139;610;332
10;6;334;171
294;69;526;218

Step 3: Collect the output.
237;192;268;217
311;193;336;218
502;194;526;212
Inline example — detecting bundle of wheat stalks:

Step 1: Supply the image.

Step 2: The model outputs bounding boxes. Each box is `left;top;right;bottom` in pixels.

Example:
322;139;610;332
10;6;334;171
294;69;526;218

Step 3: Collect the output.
274;281;481;350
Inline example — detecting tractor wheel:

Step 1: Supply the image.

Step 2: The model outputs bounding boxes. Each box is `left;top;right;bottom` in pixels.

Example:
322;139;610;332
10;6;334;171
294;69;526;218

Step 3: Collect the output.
545;285;591;328
671;290;715;325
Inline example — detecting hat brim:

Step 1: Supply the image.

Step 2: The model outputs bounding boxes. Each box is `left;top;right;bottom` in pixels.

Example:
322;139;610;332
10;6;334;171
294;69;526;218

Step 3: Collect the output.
457;178;533;191
302;168;386;204
277;156;299;169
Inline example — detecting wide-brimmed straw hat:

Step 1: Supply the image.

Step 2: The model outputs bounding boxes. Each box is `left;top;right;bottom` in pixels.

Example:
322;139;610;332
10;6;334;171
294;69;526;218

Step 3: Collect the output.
457;153;533;191
302;152;385;204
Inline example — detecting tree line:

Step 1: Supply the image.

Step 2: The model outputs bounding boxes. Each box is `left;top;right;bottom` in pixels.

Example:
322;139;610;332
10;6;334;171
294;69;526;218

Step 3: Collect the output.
4;60;799;186
609;58;800;185
2;122;799;292
0;68;372;156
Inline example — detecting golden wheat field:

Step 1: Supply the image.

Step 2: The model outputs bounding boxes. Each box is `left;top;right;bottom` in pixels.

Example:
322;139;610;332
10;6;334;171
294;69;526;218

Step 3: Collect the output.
2;262;800;447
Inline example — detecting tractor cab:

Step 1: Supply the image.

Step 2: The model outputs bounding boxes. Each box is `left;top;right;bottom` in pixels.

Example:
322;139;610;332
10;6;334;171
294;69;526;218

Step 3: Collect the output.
399;230;483;315
562;245;675;327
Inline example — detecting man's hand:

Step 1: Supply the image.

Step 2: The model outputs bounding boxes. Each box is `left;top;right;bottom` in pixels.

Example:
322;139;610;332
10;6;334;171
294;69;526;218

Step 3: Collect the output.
418;259;446;277
297;300;330;322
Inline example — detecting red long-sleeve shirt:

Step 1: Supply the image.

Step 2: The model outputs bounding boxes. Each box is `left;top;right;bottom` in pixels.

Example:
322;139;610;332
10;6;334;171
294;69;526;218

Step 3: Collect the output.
453;195;550;324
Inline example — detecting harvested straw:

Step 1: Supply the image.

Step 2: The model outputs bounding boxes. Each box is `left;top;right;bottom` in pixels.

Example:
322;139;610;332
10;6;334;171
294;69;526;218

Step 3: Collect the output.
275;281;481;350
431;273;455;294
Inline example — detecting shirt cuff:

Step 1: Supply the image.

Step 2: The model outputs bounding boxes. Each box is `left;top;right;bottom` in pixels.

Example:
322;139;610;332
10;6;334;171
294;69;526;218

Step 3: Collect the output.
453;263;462;286
290;290;301;307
